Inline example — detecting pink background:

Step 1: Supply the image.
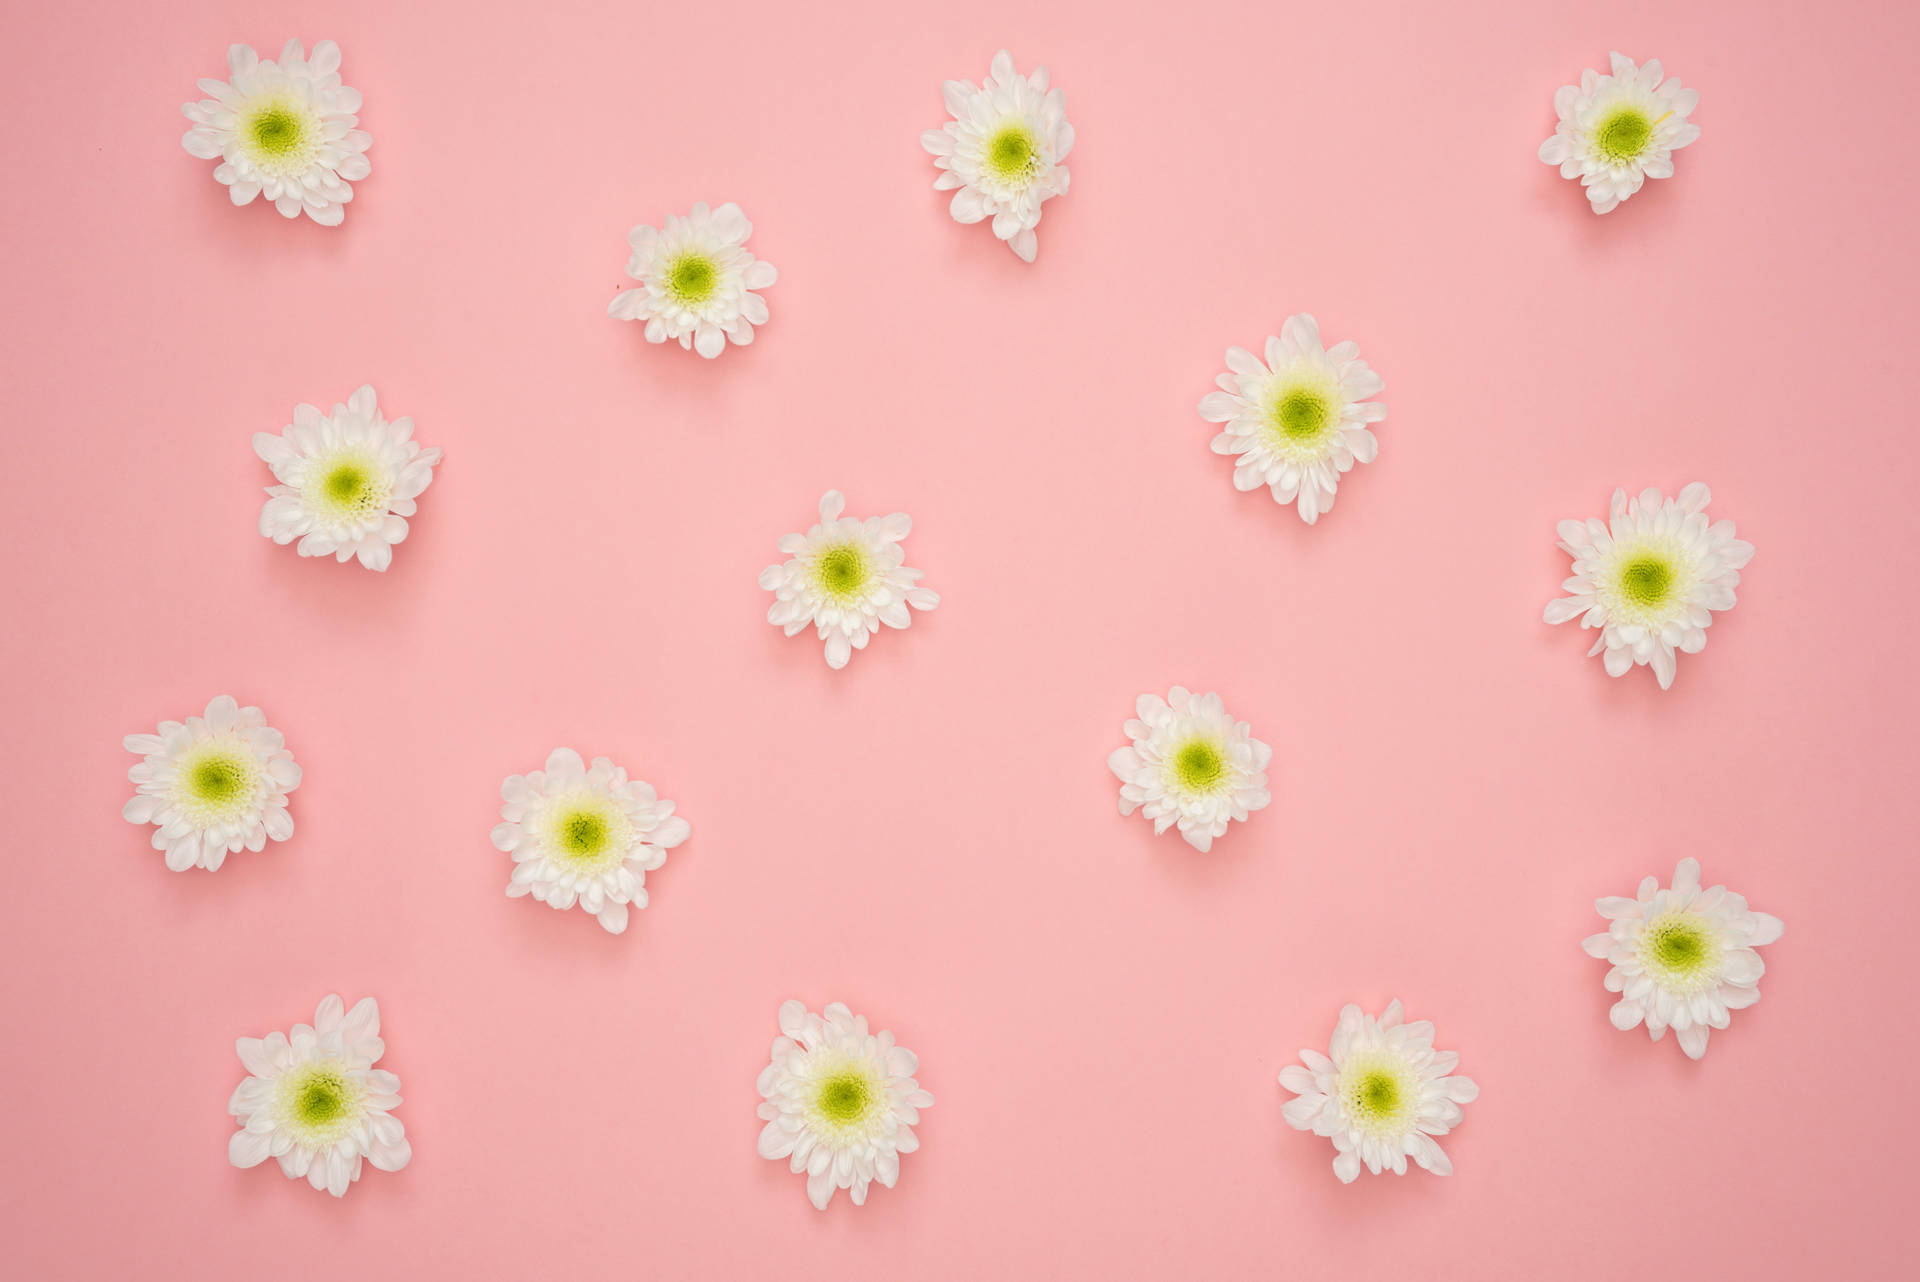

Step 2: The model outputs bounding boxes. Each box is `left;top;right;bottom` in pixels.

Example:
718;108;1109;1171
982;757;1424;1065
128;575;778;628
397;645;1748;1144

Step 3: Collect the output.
3;0;1916;1276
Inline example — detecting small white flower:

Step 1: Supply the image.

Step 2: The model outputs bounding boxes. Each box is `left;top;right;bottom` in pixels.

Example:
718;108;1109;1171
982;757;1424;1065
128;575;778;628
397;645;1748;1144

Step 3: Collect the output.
756;1000;933;1210
228;994;410;1197
491;748;689;935
607;202;777;358
920;49;1073;263
1108;686;1271;853
1539;52;1699;214
1583;857;1782;1061
759;490;940;670
123;694;301;872
1544;483;1753;690
253;385;442;572
180;40;371;226
1198;314;1386;524
1280;1000;1478;1183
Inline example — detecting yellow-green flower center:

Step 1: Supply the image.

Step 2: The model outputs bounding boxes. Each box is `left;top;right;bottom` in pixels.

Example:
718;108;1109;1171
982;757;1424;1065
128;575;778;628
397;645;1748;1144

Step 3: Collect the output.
175;742;260;822
189;751;251;804
1643;913;1717;981
814;544;870;600
248;105;306;157
306;450;390;524
1171;738;1227;794
277;1061;363;1144
816;1069;875;1124
984;124;1038;181
1595;106;1654;163
1618;555;1674;608
665;252;719;305
1273;388;1334;442
238;98;318;175
1340;1056;1415;1135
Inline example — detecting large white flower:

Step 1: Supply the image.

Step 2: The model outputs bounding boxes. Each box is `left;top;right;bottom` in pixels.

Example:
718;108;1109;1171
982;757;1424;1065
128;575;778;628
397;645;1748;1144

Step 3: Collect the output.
1544;483;1753;690
1108;686;1271;853
607;202;776;358
920;49;1073;263
756;1000;933;1210
123;694;301;872
254;385;442;572
1198;314;1386;524
491;748;689;935
1539;52;1699;214
227;994;410;1197
1280;1000;1478;1183
180;40;371;226
759;490;940;670
1583;857;1782;1060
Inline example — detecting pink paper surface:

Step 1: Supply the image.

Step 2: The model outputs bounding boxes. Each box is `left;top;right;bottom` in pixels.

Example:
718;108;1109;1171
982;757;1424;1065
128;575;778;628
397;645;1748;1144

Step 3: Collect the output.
3;1;1916;1276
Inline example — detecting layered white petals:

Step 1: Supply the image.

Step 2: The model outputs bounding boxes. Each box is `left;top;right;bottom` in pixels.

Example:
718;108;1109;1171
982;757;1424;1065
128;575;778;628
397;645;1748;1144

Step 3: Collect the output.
921;49;1072;262
607;202;776;357
254;385;442;572
180;40;371;226
123;694;301;872
1583;857;1782;1060
1279;1000;1477;1183
1109;686;1271;852
756;1000;933;1210
760;490;939;669
1538;52;1699;214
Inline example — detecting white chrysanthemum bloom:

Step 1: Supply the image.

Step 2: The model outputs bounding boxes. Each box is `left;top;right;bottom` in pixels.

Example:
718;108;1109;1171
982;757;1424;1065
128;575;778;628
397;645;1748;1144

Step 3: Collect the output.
180;41;371;226
756;1000;933;1210
253;385;442;572
1544;483;1753;690
607;202;777;358
1280;1000;1479;1183
491;748;689;935
1108;686;1271;853
1583;857;1782;1060
227;994;410;1197
920;49;1073;263
1198;314;1386;524
123;695;301;872
759;490;940;670
1538;52;1699;214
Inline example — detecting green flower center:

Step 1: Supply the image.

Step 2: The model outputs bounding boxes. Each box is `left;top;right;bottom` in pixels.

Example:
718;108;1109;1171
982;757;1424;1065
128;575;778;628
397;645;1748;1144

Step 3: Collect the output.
278;1062;363;1143
1172;738;1227;793
307;452;389;522
246;104;308;159
1646;916;1713;977
815;544;869;600
1618;555;1674;608
1358;1070;1400;1115
323;462;371;505
984;124;1038;181
1272;388;1335;442
1595;106;1654;162
665;253;719;305
1341;1058;1413;1133
296;1072;347;1126
188;751;252;805
816;1070;875;1124
555;805;612;861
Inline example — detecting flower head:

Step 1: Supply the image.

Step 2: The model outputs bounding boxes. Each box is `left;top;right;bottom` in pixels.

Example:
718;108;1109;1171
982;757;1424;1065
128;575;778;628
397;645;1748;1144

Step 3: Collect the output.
491;748;689;934
759;490;940;669
607;202;777;358
1108;686;1271;852
1280;1000;1478;1183
1538;52;1699;214
254;385;441;572
756;1000;933;1209
1198;314;1386;524
180;40;371;225
123;695;301;872
1583;857;1781;1060
1544;483;1753;690
227;994;409;1197
921;50;1073;262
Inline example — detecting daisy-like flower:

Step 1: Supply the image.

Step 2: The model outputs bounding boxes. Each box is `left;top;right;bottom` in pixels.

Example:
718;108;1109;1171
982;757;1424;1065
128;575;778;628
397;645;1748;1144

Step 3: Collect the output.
180;40;371;226
756;1000;933;1210
491;748;689;935
253;385;442;572
1108;686;1271;853
123;695;301;872
759;490;940;670
1583;857;1782;1060
1539;52;1699;214
607;202;776;358
227;994;410;1197
920;49;1073;263
1543;483;1753;690
1280;1000;1479;1183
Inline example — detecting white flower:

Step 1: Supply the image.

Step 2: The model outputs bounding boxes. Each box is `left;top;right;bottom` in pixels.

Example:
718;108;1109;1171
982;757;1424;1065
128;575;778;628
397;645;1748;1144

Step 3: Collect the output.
759;490;940;670
607;202;777;358
1108;686;1271;853
491;748;689;935
1279;1000;1478;1183
180;40;371;226
1538;52;1699;214
123;695;301;872
1198;314;1386;524
1583;857;1782;1060
756;1000;933;1210
253;385;442;572
227;994;410;1197
1544;483;1753;690
920;49;1073;263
